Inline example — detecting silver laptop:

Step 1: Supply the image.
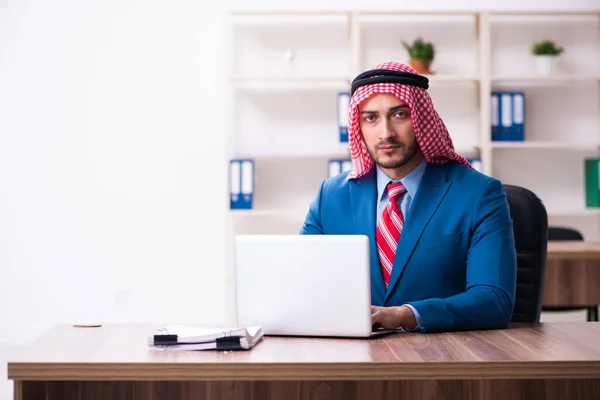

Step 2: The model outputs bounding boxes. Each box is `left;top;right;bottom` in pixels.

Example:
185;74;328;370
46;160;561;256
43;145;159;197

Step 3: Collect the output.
233;234;396;338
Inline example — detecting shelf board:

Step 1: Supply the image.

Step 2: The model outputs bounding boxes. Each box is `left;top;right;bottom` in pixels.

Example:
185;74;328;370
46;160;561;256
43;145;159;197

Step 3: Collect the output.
230;10;600;17
229;209;308;218
358;14;476;24
548;208;600;217
490;141;600;150
233;208;600;219
230;75;478;90
233;144;477;158
233;143;350;158
230;14;349;25
424;74;481;83
489;13;600;22
490;11;600;16
230;78;350;91
491;75;600;83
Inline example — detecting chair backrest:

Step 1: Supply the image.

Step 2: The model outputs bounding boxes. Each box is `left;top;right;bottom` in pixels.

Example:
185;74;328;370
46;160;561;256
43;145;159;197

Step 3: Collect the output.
503;184;548;323
548;226;584;241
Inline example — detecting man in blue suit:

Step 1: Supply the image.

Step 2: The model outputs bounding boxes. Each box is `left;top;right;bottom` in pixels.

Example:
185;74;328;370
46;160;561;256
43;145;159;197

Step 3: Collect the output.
300;61;517;333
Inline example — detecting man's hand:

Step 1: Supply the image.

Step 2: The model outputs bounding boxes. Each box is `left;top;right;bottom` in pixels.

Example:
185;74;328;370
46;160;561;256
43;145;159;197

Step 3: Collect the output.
371;305;418;330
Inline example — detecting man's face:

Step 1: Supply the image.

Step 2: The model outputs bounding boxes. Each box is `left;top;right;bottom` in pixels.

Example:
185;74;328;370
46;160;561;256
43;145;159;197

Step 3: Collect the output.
358;93;420;170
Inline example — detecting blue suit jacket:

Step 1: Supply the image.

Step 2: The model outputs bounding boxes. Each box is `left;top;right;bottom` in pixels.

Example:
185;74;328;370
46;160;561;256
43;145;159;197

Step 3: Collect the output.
299;161;517;333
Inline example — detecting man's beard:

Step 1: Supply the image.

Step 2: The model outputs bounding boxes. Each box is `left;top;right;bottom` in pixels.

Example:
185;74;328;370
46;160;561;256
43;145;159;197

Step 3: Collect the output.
367;139;420;169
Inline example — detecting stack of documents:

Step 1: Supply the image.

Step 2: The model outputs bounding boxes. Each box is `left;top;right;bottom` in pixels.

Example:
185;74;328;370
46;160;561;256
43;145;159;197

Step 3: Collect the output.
148;325;264;351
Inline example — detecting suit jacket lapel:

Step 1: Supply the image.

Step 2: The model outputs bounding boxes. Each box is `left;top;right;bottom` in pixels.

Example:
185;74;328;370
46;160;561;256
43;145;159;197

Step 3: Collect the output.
349;168;386;304
385;164;453;303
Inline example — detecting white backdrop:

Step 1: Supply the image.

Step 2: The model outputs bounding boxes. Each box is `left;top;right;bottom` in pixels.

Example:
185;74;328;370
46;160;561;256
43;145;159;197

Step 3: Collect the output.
1;0;599;348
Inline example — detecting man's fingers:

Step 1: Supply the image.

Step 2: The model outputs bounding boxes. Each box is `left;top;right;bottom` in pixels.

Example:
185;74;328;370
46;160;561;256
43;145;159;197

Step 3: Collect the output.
371;308;380;324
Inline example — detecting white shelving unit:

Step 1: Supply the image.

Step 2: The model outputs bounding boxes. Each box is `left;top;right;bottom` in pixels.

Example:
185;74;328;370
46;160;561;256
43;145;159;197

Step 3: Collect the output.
224;9;600;320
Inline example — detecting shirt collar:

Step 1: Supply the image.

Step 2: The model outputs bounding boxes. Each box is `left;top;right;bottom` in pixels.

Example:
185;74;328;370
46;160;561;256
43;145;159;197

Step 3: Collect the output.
376;158;428;202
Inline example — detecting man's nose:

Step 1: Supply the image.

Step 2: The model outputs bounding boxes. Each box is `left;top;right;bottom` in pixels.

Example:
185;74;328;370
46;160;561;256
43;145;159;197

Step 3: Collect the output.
380;119;395;140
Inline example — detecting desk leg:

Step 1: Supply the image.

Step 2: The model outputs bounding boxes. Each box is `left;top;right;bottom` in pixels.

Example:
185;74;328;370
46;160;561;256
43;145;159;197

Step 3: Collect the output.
13;381;47;400
12;381;20;400
13;379;600;399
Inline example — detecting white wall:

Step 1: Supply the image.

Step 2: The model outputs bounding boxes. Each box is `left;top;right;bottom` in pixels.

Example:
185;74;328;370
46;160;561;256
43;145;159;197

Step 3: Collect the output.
1;0;599;349
0;0;230;346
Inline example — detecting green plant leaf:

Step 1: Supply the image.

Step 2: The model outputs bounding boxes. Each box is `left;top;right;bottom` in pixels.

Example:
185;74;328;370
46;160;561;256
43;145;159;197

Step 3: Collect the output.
402;36;435;60
531;40;564;56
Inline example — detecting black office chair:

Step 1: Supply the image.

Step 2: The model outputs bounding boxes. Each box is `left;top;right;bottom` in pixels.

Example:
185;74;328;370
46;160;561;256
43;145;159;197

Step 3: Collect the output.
548;226;584;241
544;226;598;322
503;184;548;323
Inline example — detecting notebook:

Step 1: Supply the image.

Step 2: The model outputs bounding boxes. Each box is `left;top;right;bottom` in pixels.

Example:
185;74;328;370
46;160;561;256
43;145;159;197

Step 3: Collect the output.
148;325;264;351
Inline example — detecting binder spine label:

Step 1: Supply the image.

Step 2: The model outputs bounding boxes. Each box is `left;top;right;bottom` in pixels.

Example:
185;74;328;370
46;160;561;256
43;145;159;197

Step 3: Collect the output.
230;160;241;209
513;94;524;124
500;93;512;141
512;92;525;141
337;92;350;143
341;160;352;173
327;159;352;178
328;159;341;178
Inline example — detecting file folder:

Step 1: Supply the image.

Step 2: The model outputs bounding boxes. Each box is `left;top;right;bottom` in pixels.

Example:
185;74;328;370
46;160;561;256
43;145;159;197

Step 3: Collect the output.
337;92;350;142
328;159;341;178
585;158;600;208
230;159;254;209
240;159;254;209
467;157;482;173
327;159;352;178
149;325;264;351
341;160;352;173
492;91;525;141
230;159;241;209
491;93;500;141
500;92;513;141
511;92;525;141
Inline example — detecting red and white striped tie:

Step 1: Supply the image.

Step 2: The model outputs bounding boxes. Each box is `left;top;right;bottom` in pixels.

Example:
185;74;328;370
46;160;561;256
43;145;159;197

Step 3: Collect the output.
376;182;407;288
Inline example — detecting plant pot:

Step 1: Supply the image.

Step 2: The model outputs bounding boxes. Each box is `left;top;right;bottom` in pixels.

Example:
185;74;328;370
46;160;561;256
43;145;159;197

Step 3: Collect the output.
409;58;433;75
534;55;557;76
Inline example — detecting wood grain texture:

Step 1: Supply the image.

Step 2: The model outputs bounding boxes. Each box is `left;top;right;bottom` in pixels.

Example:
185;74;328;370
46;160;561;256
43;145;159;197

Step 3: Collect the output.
15;381;45;400
547;241;600;260
17;380;600;400
542;241;600;307
8;322;600;381
543;258;600;306
12;381;21;400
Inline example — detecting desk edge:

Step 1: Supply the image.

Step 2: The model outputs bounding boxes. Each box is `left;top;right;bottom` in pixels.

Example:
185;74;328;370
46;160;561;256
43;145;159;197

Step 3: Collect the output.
8;361;600;381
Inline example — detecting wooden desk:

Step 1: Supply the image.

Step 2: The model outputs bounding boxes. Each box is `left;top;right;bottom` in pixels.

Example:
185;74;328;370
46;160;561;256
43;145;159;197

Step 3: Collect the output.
7;323;600;400
544;242;600;308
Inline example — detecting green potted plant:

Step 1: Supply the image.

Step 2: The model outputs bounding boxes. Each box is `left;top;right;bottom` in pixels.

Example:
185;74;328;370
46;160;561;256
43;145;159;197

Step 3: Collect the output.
531;40;564;75
402;37;435;75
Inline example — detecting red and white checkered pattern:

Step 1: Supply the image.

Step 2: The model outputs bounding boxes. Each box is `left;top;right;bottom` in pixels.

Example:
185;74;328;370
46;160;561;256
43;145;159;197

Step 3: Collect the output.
347;61;471;180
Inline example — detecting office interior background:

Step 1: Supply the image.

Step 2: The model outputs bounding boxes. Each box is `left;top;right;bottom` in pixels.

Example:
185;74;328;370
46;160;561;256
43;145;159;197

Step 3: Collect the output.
1;0;600;398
